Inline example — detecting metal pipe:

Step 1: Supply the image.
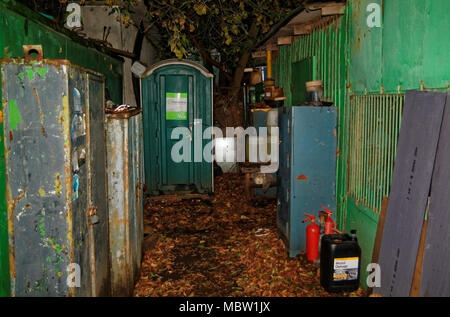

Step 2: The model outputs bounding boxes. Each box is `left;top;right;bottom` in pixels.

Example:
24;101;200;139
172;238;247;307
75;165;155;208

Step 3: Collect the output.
266;50;273;80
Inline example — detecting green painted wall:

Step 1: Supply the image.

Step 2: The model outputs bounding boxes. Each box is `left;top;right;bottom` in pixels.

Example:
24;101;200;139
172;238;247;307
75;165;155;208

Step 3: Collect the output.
275;0;450;290
0;0;123;297
349;0;450;94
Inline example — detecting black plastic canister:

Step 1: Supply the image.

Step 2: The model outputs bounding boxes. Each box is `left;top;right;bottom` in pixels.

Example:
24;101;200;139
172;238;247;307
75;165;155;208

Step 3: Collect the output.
320;231;361;293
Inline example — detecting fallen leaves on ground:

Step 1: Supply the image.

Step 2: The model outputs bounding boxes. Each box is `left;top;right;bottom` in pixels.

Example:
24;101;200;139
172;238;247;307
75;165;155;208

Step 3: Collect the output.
134;174;366;297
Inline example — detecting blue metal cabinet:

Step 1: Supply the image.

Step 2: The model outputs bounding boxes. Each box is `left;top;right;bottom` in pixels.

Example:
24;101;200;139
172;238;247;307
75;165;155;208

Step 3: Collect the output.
277;106;337;257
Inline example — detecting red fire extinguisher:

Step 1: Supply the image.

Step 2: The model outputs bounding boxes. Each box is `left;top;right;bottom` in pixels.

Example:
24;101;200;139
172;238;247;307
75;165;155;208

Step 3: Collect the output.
321;206;335;235
302;213;320;262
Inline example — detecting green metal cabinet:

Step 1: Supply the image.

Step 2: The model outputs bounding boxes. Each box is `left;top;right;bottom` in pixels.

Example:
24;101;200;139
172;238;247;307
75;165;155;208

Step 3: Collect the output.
141;60;214;195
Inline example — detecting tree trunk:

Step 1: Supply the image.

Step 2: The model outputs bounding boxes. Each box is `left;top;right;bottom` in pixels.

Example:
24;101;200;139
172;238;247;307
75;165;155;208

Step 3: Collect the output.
215;20;259;129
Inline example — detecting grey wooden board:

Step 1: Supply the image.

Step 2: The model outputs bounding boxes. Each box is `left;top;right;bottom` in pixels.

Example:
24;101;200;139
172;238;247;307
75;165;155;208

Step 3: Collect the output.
375;90;447;297
420;92;450;297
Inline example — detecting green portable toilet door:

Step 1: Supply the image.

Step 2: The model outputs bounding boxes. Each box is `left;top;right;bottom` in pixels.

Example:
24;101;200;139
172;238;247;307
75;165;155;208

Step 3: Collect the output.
142;59;213;195
159;74;194;188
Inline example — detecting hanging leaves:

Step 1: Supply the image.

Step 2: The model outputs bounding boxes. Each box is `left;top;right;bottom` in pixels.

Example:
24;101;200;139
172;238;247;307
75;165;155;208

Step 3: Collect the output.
193;3;207;15
112;0;303;67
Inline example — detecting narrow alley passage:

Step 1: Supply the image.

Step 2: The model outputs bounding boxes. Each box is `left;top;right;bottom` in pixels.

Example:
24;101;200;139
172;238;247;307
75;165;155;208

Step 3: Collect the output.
134;174;365;297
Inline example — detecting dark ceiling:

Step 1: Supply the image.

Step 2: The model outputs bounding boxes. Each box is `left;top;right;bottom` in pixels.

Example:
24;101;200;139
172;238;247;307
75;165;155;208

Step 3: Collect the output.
17;0;63;19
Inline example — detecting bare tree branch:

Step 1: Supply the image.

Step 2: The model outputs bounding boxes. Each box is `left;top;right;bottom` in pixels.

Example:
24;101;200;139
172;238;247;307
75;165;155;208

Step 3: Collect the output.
186;29;233;82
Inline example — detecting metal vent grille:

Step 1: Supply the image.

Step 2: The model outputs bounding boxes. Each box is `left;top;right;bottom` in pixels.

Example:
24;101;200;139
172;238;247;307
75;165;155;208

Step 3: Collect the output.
346;94;404;214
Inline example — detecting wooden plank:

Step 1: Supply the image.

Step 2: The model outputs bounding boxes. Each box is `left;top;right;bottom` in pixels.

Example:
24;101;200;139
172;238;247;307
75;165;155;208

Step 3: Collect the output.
277;36;293;46
321;4;346;16
252;51;266;59
371;197;389;264
265;43;279;51
307;1;341;10
370;197;388;296
293;24;312;35
410;218;428;297
420;92;450;296
375;90;447;297
287;10;322;26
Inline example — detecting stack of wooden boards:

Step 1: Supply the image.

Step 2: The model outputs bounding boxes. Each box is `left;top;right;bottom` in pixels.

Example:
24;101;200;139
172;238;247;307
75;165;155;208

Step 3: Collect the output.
375;90;450;297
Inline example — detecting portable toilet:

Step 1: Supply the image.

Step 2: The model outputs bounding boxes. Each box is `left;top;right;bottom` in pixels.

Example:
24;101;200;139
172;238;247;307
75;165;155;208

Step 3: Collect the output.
140;59;214;195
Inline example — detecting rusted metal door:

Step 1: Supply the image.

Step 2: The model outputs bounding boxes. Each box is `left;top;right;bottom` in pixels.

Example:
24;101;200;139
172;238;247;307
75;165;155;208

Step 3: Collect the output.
106;110;144;296
86;74;110;296
68;66;92;297
2;54;109;296
129;113;144;284
2;61;77;296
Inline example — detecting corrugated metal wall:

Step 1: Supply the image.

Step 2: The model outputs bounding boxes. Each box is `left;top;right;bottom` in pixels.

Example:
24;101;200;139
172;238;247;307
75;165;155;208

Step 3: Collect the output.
275;16;346;111
274;15;347;228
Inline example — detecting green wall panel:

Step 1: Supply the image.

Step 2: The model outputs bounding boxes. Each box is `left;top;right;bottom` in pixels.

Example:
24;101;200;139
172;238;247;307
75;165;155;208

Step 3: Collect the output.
348;0;383;94
345;196;378;286
349;0;450;94
382;0;450;92
0;0;123;297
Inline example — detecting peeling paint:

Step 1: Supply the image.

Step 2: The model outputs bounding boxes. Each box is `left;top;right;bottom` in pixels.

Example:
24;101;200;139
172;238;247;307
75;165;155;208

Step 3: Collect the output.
39;217;46;238
8;190;27;230
38;188;46;197
8;99;22;131
25;68;34;81
54;173;62;196
32;88;46;137
35;68;48;77
17;72;26;89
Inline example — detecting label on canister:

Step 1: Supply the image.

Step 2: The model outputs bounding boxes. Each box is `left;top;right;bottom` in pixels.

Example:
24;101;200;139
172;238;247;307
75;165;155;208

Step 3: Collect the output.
333;257;359;281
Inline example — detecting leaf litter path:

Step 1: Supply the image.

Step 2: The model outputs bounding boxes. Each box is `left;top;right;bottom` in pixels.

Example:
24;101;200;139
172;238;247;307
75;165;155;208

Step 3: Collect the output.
134;174;365;297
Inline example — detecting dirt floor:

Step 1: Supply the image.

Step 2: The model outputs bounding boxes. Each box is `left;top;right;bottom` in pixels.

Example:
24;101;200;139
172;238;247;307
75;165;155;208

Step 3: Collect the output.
134;174;366;297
